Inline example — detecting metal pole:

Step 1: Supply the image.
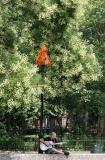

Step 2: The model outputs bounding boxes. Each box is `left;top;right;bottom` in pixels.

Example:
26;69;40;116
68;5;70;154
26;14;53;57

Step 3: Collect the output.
38;93;44;154
38;66;44;153
40;93;44;135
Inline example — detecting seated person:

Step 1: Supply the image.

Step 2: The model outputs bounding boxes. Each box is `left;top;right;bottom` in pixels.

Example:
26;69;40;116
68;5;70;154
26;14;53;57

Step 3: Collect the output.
39;132;69;155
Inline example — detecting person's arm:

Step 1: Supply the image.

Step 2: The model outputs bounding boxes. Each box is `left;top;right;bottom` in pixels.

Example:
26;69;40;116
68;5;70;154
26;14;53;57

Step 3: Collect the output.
40;138;49;147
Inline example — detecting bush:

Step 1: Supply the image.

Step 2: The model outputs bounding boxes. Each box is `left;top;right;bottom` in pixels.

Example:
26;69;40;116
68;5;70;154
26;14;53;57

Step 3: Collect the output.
23;135;38;151
0;134;39;151
0;136;24;150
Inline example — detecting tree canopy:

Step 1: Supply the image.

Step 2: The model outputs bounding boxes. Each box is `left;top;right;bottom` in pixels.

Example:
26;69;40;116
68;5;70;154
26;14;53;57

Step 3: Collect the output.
0;0;102;132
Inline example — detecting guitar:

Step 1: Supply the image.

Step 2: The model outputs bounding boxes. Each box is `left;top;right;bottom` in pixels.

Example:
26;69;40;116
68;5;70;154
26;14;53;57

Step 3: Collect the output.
40;141;65;151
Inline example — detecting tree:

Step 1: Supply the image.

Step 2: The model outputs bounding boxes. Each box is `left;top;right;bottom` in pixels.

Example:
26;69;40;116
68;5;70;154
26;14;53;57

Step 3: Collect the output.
0;0;101;133
79;0;105;135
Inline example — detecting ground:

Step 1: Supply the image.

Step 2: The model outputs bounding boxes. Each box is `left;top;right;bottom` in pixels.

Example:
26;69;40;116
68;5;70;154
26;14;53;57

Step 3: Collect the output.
0;151;105;160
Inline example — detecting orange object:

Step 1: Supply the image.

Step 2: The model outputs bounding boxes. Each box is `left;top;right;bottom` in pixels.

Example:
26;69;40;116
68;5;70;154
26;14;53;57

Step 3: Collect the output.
36;45;51;65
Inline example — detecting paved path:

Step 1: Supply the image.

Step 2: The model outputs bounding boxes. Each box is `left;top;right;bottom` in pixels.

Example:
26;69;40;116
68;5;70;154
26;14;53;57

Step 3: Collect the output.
0;152;11;160
0;151;105;160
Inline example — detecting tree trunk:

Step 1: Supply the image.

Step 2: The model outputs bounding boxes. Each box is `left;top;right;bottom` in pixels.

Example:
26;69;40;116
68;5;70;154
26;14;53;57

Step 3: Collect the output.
98;113;105;136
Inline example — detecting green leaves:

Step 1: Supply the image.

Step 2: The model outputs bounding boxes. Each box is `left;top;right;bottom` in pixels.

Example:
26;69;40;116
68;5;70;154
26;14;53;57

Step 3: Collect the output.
0;0;102;127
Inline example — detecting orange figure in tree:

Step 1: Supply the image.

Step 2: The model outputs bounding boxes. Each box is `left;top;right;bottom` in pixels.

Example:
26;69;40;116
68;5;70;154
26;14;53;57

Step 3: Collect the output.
36;45;51;66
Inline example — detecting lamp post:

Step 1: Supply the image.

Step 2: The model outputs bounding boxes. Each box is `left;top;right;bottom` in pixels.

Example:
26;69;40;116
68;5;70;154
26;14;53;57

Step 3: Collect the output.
35;45;51;137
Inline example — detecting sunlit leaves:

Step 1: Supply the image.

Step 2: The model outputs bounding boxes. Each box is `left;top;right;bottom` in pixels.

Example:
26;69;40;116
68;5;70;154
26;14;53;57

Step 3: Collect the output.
0;0;102;120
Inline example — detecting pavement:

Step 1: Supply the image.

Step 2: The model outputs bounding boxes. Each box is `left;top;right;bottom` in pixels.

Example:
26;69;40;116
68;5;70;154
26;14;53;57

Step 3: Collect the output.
0;151;105;160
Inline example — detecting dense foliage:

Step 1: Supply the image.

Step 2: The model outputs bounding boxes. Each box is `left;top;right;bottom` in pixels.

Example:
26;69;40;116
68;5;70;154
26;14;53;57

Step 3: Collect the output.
0;0;103;135
78;0;105;135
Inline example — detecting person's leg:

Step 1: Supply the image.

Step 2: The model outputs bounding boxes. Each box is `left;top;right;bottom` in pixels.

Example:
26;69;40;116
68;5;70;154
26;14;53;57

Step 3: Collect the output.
45;148;53;154
52;148;64;154
52;148;70;156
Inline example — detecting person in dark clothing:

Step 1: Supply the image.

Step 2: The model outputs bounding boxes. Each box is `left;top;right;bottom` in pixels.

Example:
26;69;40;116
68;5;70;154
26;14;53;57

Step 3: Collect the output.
39;132;69;155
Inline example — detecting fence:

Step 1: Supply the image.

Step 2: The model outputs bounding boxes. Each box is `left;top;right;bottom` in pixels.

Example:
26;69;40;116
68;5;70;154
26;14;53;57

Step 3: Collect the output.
62;140;105;152
0;138;105;152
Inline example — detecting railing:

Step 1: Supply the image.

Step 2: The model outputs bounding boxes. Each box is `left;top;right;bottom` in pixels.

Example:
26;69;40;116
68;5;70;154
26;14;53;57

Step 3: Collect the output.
62;140;105;153
0;138;105;152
